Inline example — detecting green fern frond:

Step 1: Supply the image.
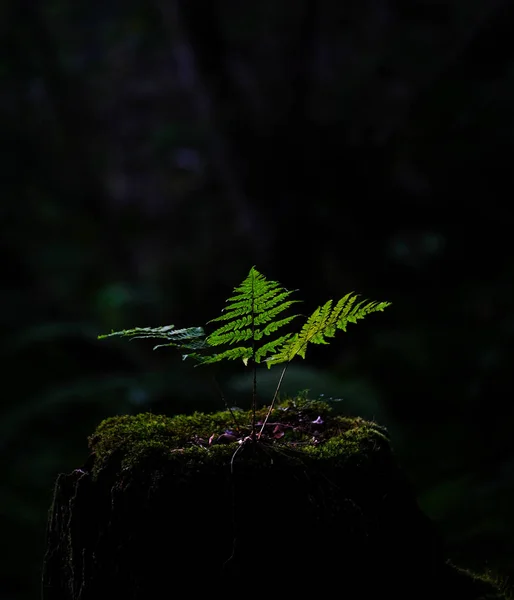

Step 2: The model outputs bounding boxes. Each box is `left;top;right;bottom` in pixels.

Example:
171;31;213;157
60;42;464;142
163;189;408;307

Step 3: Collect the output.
196;266;300;366
266;293;391;367
97;325;206;352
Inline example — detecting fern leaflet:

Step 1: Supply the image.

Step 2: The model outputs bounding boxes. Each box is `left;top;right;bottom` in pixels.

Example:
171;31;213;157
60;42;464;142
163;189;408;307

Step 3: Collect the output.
195;266;300;366
266;293;391;367
98;325;207;352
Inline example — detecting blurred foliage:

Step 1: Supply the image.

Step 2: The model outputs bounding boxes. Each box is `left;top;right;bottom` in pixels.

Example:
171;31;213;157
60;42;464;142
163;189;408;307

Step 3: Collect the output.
1;0;514;598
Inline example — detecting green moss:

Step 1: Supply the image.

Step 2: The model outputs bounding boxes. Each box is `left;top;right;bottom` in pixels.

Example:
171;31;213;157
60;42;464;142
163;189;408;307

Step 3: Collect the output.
88;398;391;478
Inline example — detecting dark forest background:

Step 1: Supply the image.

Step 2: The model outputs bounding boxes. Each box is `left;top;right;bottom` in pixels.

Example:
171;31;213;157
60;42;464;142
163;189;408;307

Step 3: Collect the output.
2;1;514;598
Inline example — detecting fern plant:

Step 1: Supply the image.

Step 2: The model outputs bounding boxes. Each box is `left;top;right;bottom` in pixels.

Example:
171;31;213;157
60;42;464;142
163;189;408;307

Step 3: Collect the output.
99;266;391;441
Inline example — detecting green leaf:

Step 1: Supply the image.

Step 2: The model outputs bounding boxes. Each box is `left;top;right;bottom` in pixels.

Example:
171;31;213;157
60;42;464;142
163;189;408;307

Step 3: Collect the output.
196;266;300;365
266;293;391;367
98;325;206;351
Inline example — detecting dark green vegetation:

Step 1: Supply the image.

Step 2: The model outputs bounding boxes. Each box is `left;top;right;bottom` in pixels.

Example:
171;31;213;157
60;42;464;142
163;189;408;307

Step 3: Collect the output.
43;400;508;599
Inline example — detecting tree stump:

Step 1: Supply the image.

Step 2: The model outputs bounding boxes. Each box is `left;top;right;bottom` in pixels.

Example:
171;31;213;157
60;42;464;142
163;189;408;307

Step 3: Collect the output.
42;399;506;599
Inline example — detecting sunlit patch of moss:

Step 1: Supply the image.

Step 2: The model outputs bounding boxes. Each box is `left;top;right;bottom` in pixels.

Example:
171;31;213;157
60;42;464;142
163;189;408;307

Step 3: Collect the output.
301;426;389;464
87;398;392;479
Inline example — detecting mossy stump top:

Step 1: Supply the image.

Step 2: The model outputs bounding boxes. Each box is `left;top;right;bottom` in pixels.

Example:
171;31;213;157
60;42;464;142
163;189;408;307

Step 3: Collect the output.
42;399;507;599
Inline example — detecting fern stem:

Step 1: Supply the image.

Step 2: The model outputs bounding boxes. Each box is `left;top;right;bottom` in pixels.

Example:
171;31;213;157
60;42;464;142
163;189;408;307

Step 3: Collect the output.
251;272;257;442
258;363;289;439
252;360;257;442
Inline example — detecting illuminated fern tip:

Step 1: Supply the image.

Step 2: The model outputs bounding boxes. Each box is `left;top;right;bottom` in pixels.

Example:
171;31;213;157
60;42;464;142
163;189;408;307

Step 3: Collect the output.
196;266;301;366
266;293;392;367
